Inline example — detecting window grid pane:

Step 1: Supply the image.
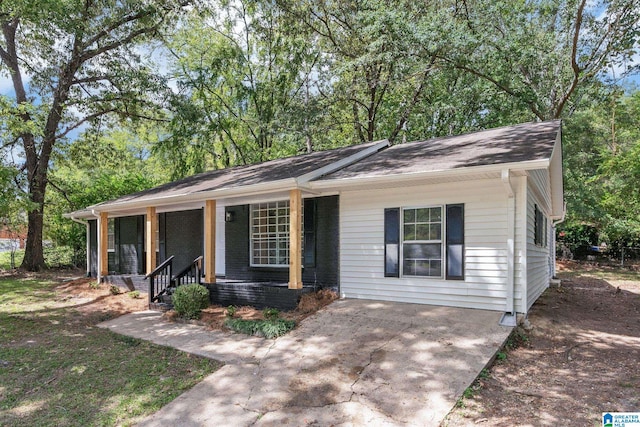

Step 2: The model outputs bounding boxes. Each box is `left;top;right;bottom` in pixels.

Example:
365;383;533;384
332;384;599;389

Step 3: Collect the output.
250;201;303;266
402;207;442;277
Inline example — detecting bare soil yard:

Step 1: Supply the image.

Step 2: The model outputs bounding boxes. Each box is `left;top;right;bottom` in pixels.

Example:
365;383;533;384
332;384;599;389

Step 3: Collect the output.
6;262;637;426
166;288;338;330
444;261;640;426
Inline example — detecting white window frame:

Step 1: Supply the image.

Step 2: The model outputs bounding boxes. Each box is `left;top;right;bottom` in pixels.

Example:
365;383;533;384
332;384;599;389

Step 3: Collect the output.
400;205;444;278
250;201;292;267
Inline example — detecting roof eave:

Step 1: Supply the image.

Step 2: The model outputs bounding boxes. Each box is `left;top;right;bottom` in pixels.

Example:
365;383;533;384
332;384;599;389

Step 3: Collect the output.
309;159;552;190
83;178;299;214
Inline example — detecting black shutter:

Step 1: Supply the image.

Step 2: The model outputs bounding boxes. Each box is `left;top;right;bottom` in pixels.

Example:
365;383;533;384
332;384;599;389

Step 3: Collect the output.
384;208;400;277
446;204;464;280
534;204;543;246
112;217;120;273
137;215;145;274
304;199;316;267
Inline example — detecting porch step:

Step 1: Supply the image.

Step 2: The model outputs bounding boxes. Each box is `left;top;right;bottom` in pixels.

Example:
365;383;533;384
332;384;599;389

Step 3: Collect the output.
149;302;173;312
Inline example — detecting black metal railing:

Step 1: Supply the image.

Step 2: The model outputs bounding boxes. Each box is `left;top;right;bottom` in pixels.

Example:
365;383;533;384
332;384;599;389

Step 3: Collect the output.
172;256;203;287
146;256;174;303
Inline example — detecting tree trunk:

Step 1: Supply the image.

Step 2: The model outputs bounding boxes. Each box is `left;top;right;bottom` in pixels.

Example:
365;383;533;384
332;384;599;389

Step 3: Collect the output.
21;179;47;271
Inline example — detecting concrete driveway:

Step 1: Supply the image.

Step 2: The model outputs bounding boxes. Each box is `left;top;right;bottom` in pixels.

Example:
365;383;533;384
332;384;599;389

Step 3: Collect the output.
99;299;512;426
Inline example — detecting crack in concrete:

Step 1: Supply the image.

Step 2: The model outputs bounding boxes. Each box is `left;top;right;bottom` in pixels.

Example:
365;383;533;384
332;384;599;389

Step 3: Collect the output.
348;322;414;400
245;338;279;409
245;316;416;425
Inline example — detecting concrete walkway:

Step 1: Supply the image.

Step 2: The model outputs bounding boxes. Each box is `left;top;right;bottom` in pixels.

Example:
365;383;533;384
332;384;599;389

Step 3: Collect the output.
98;300;512;426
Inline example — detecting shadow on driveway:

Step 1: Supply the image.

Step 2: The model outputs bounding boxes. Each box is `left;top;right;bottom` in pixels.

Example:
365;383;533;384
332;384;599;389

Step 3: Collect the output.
99;299;512;426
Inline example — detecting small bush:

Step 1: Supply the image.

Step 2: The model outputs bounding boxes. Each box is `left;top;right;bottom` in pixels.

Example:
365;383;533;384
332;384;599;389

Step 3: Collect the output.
224;318;295;339
43;245;76;268
128;290;141;299
109;285;121;295
262;307;280;320
225;305;237;318
173;284;210;320
89;281;101;290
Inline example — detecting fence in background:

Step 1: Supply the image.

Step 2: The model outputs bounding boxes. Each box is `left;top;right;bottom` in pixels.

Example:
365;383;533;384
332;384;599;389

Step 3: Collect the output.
621;247;640;267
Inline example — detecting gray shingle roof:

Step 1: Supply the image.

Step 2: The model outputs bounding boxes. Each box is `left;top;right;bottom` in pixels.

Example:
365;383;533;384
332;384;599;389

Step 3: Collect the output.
88;140;383;208
68;120;560;218
315;120;560;181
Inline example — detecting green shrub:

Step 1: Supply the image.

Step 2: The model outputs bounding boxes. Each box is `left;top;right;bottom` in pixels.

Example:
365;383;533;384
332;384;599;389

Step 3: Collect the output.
109;285;121;295
262;307;280;320
172;284;210;320
224;318;295;339
43;245;77;268
128;290;141;299
225;305;237;318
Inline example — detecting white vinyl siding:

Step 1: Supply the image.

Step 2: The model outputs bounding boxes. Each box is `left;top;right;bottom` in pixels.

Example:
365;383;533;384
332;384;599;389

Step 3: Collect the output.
525;177;551;311
340;178;518;312
528;169;552;210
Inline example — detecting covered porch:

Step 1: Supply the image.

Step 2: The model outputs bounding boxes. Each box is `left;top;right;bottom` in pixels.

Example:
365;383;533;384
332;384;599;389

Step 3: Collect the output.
67;140;385;311
96;189;337;311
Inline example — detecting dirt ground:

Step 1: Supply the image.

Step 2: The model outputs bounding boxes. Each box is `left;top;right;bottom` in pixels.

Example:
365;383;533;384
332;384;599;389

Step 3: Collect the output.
164;288;338;330
0;270;147;317
2;269;337;332
443;260;640;426
6;263;639;426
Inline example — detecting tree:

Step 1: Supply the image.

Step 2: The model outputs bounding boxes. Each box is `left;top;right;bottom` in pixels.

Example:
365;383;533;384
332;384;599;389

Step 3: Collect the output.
0;0;185;270
444;0;640;120
561;89;640;253
280;0;459;144
46;123;165;259
155;0;320;178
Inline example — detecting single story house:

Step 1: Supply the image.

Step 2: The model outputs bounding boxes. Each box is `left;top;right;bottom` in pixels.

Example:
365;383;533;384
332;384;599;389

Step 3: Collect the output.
66;120;564;321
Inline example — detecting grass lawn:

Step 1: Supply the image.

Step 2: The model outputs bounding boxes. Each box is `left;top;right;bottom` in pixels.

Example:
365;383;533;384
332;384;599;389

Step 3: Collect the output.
0;276;221;426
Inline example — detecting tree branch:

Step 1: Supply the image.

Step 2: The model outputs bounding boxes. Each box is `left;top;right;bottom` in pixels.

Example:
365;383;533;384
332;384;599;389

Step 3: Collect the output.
441;56;546;120
554;0;586;119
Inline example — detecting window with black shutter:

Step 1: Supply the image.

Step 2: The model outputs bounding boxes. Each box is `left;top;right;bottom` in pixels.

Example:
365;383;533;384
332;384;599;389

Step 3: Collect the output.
384;204;464;280
446;204;464;280
534;204;545;247
384;208;400;277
